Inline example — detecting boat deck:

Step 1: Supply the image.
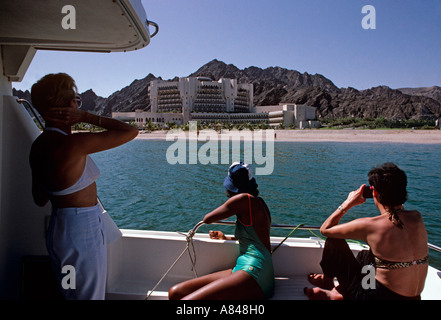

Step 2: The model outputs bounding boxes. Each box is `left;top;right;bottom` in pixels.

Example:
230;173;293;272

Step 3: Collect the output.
106;276;311;300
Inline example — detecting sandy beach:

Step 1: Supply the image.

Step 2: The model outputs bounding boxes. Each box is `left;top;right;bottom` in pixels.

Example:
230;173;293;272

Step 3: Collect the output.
136;129;441;144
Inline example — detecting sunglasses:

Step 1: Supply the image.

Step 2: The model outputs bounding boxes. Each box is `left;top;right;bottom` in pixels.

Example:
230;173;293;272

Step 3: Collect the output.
75;95;82;108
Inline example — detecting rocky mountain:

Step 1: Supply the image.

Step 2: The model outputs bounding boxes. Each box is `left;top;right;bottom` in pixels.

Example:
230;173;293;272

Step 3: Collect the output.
189;60;441;120
13;59;441;120
398;86;441;104
80;73;157;116
282;85;441;119
190;59;339;106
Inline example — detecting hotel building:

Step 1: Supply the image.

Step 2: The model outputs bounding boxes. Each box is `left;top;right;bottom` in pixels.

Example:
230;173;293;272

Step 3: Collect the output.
112;76;320;129
257;104;321;129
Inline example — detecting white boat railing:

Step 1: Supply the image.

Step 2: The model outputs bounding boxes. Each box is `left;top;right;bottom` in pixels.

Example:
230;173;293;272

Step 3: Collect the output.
214;219;320;231
428;243;441;253
213;220;441;254
17;98;45;129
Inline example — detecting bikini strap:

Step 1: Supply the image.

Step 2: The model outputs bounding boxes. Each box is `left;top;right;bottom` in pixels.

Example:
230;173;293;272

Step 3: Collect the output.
374;255;429;269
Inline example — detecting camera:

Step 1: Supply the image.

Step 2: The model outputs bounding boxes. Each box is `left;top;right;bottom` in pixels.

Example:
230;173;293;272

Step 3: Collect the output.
363;185;373;198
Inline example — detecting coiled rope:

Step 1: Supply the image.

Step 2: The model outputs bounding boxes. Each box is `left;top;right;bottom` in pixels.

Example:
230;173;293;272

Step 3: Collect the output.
145;221;204;299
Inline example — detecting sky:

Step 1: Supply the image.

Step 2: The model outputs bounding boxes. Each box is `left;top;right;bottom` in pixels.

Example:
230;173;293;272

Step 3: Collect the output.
13;0;441;98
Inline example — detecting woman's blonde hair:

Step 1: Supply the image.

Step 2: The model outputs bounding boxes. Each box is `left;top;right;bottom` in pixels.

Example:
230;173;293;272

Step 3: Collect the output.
31;73;78;114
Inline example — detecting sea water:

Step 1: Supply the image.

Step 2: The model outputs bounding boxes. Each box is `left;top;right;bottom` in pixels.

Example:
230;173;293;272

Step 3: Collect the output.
92;139;441;268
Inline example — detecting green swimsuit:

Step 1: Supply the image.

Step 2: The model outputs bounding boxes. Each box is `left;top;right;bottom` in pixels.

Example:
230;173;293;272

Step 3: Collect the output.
232;195;275;299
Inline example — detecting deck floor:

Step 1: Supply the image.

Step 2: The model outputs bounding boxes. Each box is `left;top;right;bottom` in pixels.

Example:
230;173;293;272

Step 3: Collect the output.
271;276;309;300
106;269;441;300
106;275;310;300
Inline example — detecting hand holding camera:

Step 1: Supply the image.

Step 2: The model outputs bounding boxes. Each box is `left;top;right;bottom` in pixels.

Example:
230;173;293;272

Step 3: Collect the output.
363;185;373;198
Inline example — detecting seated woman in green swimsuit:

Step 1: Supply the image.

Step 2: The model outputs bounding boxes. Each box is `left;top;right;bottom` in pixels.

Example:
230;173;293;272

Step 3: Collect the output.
168;162;274;300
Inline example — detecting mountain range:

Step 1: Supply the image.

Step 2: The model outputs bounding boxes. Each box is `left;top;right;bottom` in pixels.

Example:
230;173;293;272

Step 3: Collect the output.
13;59;441;120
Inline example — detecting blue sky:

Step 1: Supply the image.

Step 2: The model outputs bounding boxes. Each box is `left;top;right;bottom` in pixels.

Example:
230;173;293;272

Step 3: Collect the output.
13;0;441;97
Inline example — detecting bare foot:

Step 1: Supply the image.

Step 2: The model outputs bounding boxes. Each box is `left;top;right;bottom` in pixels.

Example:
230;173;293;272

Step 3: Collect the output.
304;287;344;300
307;273;335;290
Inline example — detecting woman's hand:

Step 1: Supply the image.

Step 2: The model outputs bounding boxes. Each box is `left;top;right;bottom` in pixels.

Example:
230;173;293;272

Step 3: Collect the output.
209;230;227;240
320;185;369;239
43;107;86;126
209;230;236;241
342;184;367;211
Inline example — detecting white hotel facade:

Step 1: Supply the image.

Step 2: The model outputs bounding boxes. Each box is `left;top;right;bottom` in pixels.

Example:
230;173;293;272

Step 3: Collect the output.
112;76;320;129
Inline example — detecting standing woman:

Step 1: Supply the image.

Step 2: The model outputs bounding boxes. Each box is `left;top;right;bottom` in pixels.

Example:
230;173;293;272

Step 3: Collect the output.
29;73;138;299
168;162;274;300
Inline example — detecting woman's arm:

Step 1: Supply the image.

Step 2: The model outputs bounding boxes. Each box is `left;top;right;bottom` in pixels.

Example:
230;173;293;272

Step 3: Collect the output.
204;194;249;240
203;193;248;224
203;197;236;224
45;108;138;154
203;198;236;241
320;185;369;241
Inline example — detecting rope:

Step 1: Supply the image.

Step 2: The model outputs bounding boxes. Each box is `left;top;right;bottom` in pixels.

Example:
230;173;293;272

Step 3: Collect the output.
271;223;305;254
145;222;203;300
307;228;368;248
178;229;199;277
271;223;369;255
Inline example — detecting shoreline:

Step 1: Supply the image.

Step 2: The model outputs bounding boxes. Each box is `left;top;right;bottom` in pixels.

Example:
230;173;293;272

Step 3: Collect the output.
135;129;441;144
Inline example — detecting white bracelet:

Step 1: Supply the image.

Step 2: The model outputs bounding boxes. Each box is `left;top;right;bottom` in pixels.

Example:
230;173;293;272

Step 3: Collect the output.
338;205;346;214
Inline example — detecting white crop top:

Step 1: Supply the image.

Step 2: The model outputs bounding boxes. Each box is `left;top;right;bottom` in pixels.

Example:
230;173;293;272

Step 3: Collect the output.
45;127;100;196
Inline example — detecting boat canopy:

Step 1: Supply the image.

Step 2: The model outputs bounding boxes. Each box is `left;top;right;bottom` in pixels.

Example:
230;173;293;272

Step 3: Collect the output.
0;0;158;81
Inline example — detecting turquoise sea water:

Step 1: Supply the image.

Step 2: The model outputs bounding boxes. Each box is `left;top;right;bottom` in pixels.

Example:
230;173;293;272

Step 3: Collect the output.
92;139;441;269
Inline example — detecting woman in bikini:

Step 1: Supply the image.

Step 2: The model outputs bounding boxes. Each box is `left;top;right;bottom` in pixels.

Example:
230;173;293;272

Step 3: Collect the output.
168;162;275;300
305;162;428;300
29;73;138;299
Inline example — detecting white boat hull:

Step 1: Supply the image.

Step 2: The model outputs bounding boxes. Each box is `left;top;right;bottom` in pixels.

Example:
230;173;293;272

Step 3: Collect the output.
105;229;441;300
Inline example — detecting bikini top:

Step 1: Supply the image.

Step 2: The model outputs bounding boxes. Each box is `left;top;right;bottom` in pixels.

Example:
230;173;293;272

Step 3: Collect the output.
374;254;429;270
44;127;100;196
373;207;429;269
